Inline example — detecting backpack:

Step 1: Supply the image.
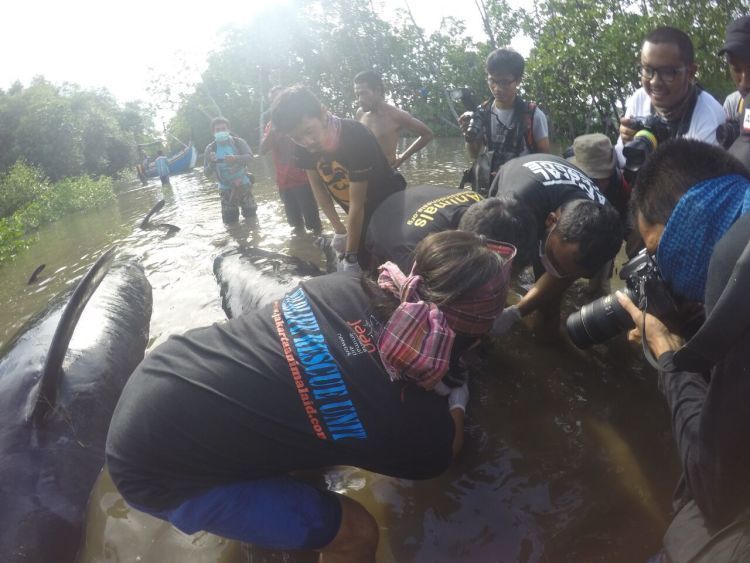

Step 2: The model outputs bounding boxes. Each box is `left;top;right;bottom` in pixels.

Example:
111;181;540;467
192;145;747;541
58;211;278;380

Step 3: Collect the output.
459;97;538;195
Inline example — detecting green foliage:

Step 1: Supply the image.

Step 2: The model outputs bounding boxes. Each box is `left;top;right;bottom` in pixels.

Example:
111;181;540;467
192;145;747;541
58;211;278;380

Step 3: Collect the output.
0;161;114;263
0;78;155;181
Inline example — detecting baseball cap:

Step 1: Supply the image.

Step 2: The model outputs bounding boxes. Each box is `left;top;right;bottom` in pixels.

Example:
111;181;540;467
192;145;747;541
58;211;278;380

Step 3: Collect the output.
719;16;750;60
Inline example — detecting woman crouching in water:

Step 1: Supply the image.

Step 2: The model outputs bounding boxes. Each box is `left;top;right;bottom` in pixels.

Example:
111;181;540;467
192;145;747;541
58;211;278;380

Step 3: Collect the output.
106;230;515;562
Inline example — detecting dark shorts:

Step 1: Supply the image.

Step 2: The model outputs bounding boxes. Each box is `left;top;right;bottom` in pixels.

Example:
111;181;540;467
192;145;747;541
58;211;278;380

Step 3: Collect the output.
129;476;342;550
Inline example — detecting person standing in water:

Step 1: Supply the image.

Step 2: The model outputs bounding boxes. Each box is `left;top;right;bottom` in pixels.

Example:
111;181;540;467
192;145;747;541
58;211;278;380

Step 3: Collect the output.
204;117;257;223
354;70;434;169
154;150;171;187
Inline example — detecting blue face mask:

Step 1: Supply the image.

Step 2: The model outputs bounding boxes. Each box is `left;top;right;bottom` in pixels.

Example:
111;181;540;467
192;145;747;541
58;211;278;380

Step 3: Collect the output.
214;131;230;143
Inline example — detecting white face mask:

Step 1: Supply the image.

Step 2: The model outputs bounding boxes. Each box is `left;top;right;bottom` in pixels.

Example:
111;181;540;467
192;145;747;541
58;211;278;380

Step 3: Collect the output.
538;229;568;279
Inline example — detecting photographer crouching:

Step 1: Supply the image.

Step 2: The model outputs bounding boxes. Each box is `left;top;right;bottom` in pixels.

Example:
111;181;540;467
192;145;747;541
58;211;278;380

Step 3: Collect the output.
616;139;750;561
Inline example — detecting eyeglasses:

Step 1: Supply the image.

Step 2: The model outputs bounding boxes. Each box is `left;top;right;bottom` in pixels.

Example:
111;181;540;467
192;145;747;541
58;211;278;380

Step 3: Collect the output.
487;76;517;88
638;64;687;83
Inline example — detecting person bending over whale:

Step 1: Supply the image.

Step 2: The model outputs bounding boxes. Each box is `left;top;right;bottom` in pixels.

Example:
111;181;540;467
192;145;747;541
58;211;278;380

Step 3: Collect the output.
106;230;515;562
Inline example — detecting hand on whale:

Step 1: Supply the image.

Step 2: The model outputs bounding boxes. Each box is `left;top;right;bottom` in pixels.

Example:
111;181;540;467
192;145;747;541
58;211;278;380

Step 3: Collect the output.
0;248;153;563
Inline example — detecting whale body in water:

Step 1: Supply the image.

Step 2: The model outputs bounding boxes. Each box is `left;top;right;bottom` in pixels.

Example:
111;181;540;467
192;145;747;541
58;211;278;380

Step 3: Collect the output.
0;249;153;563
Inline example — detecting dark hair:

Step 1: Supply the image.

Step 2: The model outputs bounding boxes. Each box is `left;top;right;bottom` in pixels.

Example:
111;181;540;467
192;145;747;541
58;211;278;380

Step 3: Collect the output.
486;48;525;79
270;85;325;134
211;116;230;132
354;70;384;95
458;196;537;270
362;230;505;318
644;26;694;65
557;199;623;273
633;139;750;225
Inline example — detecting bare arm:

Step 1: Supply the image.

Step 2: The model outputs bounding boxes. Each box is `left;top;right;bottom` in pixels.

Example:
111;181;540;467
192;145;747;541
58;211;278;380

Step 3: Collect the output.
307;171;346;234
392;110;434;168
345;180;367;253
259;126;274;155
515;273;576;317
450;408;464;459
458;111;484;159
534;136;551;153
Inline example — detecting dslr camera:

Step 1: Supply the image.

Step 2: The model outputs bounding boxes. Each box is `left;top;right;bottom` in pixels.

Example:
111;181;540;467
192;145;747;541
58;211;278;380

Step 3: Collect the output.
622;115;672;173
716;119;741;149
450;88;485;143
566;249;678;349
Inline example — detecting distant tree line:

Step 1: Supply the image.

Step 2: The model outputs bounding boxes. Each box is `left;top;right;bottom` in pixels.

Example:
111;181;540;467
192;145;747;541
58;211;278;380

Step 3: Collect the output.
0;77;154;181
162;0;744;152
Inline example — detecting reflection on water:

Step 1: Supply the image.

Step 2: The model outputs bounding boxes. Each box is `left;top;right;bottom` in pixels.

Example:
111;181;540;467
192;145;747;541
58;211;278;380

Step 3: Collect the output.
0;138;679;562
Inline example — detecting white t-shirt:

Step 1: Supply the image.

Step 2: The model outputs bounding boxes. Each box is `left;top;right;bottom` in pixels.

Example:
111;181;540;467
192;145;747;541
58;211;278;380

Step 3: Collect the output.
489;103;549;156
615;87;725;166
724;90;742;120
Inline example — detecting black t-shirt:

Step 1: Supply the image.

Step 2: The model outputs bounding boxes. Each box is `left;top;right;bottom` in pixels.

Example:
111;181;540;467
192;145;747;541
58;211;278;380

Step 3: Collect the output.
295;119;406;217
106;273;454;511
366;185;483;272
490;154;608;241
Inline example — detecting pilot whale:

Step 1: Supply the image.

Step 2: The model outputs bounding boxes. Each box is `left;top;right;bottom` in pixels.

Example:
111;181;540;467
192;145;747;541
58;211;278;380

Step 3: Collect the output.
0;248;153;563
213;240;337;318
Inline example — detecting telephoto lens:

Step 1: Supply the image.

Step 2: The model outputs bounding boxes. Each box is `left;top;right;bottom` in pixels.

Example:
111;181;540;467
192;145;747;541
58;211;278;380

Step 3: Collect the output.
565;288;636;349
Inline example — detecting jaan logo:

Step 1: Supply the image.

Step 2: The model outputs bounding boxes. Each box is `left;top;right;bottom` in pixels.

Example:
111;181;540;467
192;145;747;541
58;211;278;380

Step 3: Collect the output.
347;318;377;353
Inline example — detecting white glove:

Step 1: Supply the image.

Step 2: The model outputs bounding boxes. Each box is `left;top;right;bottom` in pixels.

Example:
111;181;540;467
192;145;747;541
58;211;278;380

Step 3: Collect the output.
332;233;347;254
448;383;469;412
490;305;522;336
433;381;452;396
339;257;362;274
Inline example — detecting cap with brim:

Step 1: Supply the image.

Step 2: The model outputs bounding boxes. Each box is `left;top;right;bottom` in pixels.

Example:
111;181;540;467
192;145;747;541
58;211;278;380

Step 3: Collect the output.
719;16;750;59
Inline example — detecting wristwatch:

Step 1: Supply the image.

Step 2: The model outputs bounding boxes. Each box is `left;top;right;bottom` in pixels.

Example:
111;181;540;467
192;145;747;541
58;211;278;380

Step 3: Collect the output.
341;252;359;264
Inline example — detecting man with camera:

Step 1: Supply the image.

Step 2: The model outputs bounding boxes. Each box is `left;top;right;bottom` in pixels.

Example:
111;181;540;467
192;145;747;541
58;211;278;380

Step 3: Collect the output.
459;48;550;194
615;27;725;170
616;139;750;561
489;154;623;340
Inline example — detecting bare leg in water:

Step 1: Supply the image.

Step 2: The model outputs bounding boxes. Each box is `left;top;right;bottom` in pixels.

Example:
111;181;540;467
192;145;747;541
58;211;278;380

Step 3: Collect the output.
318;495;379;563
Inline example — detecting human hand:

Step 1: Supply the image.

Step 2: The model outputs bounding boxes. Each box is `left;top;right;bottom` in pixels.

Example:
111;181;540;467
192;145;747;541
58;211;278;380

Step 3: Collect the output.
458;111;473;134
619;117;637;144
223;154;238;164
490;305;522;336
448;383;469;413
615;291;684;358
392;154;405;169
332;232;347;254
339;256;362;274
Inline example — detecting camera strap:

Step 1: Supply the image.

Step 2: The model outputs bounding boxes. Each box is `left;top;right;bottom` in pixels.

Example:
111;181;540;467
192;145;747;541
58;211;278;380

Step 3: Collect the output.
638;280;664;370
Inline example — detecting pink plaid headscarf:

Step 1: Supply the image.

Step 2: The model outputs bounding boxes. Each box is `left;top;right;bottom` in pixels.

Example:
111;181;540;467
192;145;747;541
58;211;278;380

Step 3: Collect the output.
376;241;514;389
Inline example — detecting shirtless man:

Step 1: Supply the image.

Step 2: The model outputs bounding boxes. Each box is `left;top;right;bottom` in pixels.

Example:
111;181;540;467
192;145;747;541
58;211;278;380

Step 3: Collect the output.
354;70;434;168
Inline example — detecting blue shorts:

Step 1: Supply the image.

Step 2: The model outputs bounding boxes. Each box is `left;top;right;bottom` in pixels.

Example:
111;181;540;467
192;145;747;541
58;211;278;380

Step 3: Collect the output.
130;476;342;550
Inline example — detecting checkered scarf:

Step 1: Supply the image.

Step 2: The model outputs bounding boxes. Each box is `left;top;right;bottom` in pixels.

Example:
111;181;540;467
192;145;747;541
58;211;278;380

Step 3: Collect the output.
376;250;513;389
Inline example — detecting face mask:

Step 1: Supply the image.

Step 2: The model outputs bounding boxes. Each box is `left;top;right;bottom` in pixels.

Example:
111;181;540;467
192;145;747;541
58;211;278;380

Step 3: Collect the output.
214;131;230;143
539;229;568;279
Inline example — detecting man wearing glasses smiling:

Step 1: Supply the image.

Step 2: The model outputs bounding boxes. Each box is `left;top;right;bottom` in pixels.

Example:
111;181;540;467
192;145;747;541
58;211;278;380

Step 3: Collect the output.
615;26;725;166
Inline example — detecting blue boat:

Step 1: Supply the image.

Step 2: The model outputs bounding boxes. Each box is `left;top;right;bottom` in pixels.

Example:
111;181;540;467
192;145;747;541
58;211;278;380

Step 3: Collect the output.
146;144;197;177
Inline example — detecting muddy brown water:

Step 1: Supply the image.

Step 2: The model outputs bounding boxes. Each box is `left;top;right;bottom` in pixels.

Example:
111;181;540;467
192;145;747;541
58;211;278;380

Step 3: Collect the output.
0;138;680;562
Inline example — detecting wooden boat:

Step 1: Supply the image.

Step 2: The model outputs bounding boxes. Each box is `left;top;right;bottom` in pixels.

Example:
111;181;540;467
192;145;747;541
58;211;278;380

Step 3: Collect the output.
146;144;197;177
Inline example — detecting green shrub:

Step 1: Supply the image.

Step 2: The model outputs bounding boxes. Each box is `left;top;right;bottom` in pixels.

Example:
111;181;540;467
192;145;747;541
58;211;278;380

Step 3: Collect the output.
0;162;115;264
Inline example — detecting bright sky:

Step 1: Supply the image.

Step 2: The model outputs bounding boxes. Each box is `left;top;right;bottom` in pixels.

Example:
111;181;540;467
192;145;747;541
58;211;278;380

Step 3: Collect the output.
0;0;529;104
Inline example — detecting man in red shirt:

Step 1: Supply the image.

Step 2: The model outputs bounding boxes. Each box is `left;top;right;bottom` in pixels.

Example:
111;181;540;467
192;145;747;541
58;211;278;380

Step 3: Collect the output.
261;87;323;236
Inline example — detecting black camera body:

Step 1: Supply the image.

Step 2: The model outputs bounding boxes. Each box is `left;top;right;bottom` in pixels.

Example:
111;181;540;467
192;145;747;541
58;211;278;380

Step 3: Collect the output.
622;115;673;172
566;249;678;349
716;119;741;149
450;87;486;143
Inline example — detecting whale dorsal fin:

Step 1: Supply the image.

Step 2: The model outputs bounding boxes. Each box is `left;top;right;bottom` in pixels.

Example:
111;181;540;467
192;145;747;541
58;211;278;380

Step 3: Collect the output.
141;199;165;228
31;247;117;425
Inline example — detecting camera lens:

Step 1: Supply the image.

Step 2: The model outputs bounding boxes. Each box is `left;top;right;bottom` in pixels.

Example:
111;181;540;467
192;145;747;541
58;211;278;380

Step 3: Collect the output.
622;135;655;172
566;288;636;349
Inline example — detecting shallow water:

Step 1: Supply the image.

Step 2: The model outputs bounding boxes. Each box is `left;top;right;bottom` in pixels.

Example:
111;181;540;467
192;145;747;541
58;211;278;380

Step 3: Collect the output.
0;138;679;562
